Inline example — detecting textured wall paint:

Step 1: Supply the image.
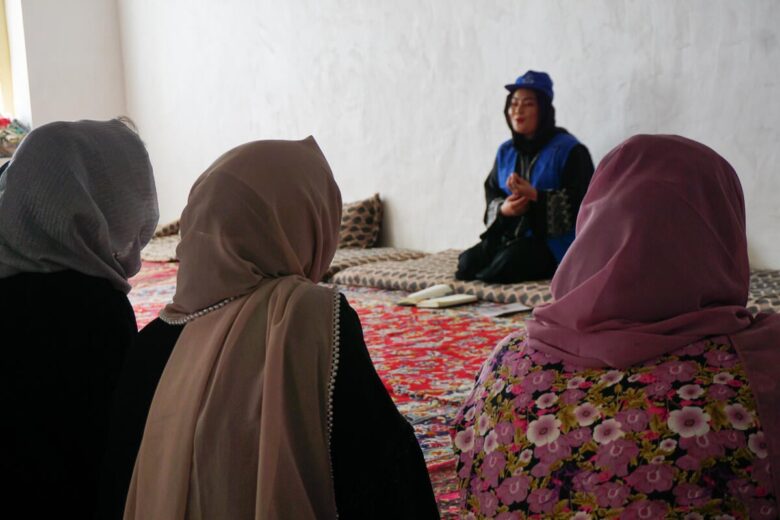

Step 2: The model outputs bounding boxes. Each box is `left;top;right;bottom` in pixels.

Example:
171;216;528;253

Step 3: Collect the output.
4;0;31;124
15;0;126;126
118;0;780;267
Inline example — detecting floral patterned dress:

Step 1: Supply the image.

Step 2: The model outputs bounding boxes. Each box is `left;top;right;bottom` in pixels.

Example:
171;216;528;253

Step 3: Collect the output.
452;331;778;519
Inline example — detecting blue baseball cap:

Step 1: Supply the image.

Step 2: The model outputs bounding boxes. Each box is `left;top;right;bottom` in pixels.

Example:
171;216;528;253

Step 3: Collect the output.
505;70;554;101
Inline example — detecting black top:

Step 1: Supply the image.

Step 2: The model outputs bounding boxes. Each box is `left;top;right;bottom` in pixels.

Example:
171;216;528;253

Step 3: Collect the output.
100;293;439;519
1;270;136;518
482;135;595;244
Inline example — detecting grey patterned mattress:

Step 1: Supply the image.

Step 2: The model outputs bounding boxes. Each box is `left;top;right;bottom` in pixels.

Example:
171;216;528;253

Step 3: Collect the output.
331;250;780;314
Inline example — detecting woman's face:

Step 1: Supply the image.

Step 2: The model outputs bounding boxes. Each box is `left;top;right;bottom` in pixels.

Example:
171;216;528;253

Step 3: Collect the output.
507;88;539;138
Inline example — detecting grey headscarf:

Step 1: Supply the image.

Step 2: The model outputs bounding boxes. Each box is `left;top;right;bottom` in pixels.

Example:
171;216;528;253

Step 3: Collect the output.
0;119;158;293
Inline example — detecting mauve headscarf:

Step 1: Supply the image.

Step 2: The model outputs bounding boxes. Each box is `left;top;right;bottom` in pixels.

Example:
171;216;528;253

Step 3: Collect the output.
527;134;780;501
124;137;343;520
527;134;754;367
0;119;158;293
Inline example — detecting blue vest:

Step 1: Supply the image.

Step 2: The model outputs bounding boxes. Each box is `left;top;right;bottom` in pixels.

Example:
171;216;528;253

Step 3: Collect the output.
495;132;580;263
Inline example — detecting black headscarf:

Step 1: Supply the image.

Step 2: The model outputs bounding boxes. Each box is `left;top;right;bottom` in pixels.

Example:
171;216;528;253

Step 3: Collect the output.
504;90;559;155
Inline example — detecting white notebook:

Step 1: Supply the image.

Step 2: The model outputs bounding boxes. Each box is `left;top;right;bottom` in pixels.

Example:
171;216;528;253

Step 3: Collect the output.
397;284;479;309
416;293;479;308
396;284;454;306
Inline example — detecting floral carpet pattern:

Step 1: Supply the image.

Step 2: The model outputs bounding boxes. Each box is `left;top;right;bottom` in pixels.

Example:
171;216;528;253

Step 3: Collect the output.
129;262;519;518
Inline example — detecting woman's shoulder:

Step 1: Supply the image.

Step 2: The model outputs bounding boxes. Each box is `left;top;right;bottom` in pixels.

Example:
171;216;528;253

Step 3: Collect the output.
139;316;184;340
1;269;116;292
335;292;359;322
279;285;363;345
547;129;581;147
277;279;342;322
0;269;130;315
0;270;135;340
496;139;514;153
548;129;592;153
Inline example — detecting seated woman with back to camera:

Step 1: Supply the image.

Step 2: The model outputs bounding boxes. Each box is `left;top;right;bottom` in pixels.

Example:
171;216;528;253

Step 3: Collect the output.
104;137;439;520
452;135;779;519
0;119;158;517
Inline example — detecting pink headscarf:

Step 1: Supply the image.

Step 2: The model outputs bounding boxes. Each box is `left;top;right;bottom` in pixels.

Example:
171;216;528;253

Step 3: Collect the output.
527;133;780;505
527;134;754;368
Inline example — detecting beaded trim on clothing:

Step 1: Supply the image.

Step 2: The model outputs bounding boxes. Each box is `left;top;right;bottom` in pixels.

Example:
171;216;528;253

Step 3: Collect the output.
546;189;574;236
326;288;341;518
159;296;237;325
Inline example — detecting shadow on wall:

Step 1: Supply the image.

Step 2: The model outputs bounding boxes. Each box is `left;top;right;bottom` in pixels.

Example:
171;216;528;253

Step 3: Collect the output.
376;196;391;248
749;242;767;270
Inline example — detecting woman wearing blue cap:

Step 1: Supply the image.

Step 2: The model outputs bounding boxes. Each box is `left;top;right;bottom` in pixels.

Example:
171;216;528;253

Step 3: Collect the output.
456;71;594;283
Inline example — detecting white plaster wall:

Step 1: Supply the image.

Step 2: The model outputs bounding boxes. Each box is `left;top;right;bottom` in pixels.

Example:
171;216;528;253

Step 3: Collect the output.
13;0;126;127
4;0;31;124
118;0;780;268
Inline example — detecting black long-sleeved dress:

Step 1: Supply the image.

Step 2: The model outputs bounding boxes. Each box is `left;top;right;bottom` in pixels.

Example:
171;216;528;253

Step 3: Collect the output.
1;270;136;518
100;293;440;519
457;131;594;283
482;141;594;239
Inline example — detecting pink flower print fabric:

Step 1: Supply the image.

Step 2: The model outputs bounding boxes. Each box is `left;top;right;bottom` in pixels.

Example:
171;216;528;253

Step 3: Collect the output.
452;333;778;519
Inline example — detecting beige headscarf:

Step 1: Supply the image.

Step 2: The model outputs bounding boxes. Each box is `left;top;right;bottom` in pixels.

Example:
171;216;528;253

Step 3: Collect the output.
124;137;342;519
0;119;158;293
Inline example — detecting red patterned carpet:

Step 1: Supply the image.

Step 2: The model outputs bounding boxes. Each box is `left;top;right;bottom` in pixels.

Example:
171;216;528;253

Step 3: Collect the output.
129;262;520;518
